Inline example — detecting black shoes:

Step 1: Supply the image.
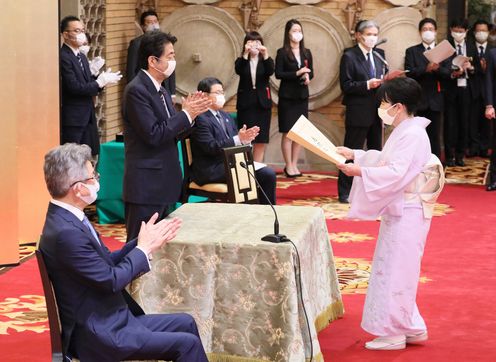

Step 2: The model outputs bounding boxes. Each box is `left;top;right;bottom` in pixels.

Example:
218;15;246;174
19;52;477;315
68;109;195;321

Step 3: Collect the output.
446;158;455;167
455;158;465;167
487;182;496;191
445;158;465;167
283;167;302;178
338;196;349;204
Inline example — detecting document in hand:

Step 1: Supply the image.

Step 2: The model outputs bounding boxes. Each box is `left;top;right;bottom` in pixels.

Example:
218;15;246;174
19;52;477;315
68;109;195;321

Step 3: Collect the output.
384;69;408;81
452;55;471;69
287;115;346;165
423;40;456;64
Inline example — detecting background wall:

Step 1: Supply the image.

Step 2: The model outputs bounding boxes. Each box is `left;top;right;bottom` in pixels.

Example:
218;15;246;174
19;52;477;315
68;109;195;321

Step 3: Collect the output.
1;0;60;265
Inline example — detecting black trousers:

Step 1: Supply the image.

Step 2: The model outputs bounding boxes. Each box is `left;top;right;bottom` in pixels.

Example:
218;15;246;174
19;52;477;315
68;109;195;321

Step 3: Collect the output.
417;109;441;158
125;202;176;242
338;122;382;199
444;87;470;160
469;96;491;154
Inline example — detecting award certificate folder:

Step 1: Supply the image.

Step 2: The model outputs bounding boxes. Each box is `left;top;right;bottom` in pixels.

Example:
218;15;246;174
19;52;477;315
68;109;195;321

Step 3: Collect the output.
423;40;456;64
287;115;346;165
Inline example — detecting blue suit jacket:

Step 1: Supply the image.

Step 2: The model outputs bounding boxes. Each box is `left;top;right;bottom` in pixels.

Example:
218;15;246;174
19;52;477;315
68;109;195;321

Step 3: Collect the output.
122;70;191;205
190;110;238;185
39;203;151;361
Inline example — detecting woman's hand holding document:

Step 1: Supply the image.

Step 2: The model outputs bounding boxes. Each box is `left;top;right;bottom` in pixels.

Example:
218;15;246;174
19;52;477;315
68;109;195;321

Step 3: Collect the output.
287;115;346;165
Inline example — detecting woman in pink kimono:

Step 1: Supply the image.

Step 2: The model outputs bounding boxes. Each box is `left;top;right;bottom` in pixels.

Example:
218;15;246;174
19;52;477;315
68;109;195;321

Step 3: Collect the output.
337;77;444;351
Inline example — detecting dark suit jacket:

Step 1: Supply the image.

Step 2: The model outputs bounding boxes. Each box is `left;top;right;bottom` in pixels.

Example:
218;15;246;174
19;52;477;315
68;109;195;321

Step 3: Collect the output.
444;39;478;100
39;202;150;361
190;110;238;185
275;47;314;100
485;47;496;106
60;43;101;130
470;41;494;101
126;35;176;94
404;43;451;112
235;56;274;110
339;45;386;127
122;70;191;205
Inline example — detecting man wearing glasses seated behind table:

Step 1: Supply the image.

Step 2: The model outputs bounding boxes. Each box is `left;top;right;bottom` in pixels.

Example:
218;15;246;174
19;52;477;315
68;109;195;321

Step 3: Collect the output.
190;77;277;205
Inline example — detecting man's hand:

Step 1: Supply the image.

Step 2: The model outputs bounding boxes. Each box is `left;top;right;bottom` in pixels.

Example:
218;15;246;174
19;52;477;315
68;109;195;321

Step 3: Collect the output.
336;146;354;160
368;78;383;89
481;58;487;73
426;62;439;72
182;92;211;119
238;124;259;144
485;106;495;120
336;162;362;177
137;213;182;256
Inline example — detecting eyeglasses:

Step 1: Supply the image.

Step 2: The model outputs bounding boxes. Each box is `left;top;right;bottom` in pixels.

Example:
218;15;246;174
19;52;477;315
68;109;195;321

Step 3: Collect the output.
66;28;86;34
70;171;100;187
210;90;225;95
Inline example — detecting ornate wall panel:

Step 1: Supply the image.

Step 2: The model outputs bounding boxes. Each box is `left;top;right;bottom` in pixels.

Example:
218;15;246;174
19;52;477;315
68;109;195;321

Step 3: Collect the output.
284;0;325;4
259;5;352;110
180;0;219;4
384;0;421;6
374;7;422;71
79;0;106;136
161;6;245;100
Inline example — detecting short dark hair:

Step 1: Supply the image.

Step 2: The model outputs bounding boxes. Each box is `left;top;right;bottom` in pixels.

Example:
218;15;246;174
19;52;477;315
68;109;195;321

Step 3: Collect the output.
197;77;223;93
60;15;80;34
377;77;422;115
241;31;264;55
450;18;469;30
473;19;490;30
419;18;437;31
138;31;177;70
140;10;159;26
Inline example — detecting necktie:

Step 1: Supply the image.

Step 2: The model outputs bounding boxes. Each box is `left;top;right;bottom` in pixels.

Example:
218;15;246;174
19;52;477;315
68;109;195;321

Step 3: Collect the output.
215;113;229;138
457;44;462;55
76;53;87;79
82;216;101;246
367;52;375;79
426;46;431;51
480;45;484;58
159;87;171;118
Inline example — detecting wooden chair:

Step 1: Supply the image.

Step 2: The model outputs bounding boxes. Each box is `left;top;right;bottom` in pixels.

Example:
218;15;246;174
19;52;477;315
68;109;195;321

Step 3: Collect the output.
180;138;259;204
35;250;66;362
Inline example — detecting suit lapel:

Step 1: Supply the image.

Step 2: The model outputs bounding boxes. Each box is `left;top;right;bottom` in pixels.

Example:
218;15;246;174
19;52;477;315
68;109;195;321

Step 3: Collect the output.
356;47;372;79
219;111;236;138
138;71;169;124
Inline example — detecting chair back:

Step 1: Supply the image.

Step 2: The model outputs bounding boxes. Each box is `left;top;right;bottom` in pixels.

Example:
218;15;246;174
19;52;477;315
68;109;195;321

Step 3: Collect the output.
223;145;259;203
35;250;65;361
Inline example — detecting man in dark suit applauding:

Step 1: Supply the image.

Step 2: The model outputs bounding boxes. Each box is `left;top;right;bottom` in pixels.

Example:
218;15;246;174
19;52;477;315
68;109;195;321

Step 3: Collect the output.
338;20;386;203
190;77;277;205
405;18;451;158
60;16;122;156
122;31;210;241
484;47;496;191
39;143;208;361
126;10;176;96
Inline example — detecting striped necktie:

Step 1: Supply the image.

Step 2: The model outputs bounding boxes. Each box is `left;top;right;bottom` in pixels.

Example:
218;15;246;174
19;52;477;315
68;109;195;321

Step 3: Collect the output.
159;87;171;118
76;53;87;78
82;216;101;246
367;52;375;79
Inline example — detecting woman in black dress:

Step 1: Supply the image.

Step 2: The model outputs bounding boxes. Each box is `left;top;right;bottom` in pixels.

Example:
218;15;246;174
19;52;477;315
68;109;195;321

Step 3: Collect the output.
275;19;313;177
235;31;274;162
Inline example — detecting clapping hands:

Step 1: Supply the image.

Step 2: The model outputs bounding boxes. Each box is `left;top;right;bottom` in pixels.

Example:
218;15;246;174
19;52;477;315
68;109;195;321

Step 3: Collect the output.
182;91;212;119
238;124;260;144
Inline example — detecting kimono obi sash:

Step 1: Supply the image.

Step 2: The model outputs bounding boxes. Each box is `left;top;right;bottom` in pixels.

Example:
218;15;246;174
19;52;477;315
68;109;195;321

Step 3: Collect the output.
404;154;445;219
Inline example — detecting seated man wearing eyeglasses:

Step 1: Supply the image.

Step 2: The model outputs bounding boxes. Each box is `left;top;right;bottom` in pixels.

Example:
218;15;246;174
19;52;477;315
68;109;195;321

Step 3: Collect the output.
190;77;277;205
39;143;208;362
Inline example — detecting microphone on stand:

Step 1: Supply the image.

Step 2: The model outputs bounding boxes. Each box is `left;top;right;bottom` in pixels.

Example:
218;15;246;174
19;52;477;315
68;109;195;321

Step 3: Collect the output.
374;37;388;48
239;161;288;243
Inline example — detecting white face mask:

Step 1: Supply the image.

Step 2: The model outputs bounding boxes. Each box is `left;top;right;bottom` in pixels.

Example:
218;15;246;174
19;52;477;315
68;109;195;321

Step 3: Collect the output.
77;180;100;205
378;104;398;126
75;32;87;46
363;35;378;48
215;94;226;108
291;32;303;43
421;30;436;44
145;23;160;32
153;58;176;78
79;45;90;56
475;31;489;44
451;31;466;43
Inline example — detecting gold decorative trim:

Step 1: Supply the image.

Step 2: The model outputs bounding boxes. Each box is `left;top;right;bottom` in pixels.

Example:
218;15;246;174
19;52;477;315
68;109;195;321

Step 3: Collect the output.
314;300;344;332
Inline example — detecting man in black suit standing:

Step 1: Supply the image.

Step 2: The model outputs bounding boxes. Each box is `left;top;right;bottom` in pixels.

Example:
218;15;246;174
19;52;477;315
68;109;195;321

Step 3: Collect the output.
122;31;210;241
338;20;386;203
444;19;477;167
405;18;451;158
191;77;277;205
484;47;496;191
126;10;176;96
60;16;122;156
468;20;493;157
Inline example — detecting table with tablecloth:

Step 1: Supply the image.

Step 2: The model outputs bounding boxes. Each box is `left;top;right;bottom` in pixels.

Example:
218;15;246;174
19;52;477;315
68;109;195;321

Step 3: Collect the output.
130;203;344;362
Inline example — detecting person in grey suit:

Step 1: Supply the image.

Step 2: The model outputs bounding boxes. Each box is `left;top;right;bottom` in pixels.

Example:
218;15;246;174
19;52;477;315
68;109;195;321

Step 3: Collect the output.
60;16;122;156
126;10;176;95
337;20;386;203
39;143;208;362
122;31;210;241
